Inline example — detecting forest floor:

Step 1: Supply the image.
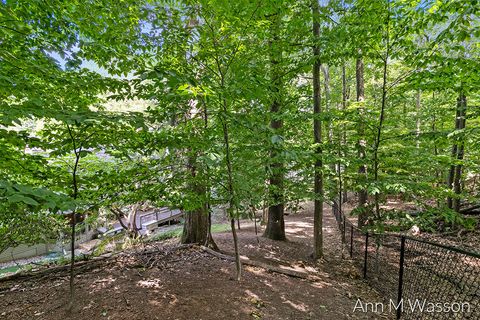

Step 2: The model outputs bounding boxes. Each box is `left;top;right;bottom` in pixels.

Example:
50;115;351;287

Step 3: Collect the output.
0;204;392;320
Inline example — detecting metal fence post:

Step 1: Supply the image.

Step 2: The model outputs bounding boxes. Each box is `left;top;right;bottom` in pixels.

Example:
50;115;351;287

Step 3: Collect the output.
363;232;369;279
397;236;406;320
350;225;353;258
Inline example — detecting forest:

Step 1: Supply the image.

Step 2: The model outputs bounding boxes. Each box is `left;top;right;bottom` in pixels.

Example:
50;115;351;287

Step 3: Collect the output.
0;0;479;319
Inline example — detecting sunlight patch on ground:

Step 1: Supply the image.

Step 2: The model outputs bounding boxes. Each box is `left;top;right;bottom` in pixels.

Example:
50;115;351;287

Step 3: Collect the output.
244;265;266;275
245;289;261;300
286;222;314;228
260;279;273;289
220;267;231;274
310;280;332;289
278;264;309;275
281;295;309;312
137;278;163;289
89;276;116;293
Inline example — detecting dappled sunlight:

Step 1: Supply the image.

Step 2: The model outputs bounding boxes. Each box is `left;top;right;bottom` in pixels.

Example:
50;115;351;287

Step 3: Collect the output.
283;299;309;312
285;227;309;234
244;265;266;275
136;278;163;289
260;279;273;289
285;222;314;229
310;280;332;289
281;294;309;312
219;267;231;275
279;264;309;274
148;299;164;307
245;289;260;300
265;253;284;263
89;276;116;293
286;234;308;239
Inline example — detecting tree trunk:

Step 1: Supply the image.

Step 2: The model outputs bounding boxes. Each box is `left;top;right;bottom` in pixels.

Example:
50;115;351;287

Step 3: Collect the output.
448;91;467;212
416;90;421;148
264;11;286;241
338;63;348;217
221;104;242;280
312;0;323;259
373;56;388;219
373;8;391;219
127;204;139;238
202;100;218;249
66;124;81;313
431;93;441;207
342;65;349;203
181;206;208;244
322;64;338;215
182;156;208;244
356;57;368;227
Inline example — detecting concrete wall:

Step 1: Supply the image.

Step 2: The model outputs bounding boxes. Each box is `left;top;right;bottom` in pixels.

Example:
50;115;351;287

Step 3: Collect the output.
0;224;97;263
0;243;57;263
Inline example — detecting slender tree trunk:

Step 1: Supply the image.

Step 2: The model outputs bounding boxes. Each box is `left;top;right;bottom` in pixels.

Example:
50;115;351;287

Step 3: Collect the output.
338;63;348;217
322;65;337;215
416;90;421;148
373;8;391;219
68;155;79;312
321;65;333;143
373;57;388;218
264;12;286;241
356;57;368;227
202;101;218;249
211;44;242;278
220;98;242;280
312;0;323;259
431;93;441;207
66;124;81;313
342;65;349;202
448;91;467;212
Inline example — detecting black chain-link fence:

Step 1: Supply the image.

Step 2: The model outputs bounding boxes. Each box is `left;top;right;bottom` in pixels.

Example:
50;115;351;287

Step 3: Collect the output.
333;205;480;319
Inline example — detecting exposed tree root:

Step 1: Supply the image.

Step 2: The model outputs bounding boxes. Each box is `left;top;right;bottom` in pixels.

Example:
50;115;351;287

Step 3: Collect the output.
199;245;319;281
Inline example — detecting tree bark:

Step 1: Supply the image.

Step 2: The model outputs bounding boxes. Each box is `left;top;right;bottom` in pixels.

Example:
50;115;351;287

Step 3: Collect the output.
221;106;242;280
373;6;391;219
312;0;323;259
66;124;81;313
202;100;218;249
181;155;209;244
322;64;337;215
181;206;208;244
127;204;139;238
415;90;421;148
264;11;286;241
356;57;368;227
448;91;467;212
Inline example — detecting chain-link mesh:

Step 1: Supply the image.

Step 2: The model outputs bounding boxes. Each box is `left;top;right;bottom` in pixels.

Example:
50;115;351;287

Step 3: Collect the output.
365;233;401;302
401;238;480;319
332;205;480;319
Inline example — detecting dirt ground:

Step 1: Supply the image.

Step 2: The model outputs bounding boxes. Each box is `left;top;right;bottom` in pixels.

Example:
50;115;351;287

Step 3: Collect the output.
0;204;392;320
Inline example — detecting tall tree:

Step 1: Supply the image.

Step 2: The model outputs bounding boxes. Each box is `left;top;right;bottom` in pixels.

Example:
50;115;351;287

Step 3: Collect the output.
264;10;286;241
447;91;467;212
356;56;368;227
312;0;323;259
